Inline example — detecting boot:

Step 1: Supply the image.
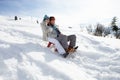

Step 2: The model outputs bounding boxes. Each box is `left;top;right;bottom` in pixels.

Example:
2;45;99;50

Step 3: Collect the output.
62;53;69;58
66;46;78;53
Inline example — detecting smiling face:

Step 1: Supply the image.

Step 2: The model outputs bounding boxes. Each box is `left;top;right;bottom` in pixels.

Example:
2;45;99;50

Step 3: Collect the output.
50;19;55;25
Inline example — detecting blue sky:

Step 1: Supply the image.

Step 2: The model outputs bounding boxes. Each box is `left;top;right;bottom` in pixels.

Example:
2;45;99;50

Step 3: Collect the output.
0;0;47;16
0;0;120;25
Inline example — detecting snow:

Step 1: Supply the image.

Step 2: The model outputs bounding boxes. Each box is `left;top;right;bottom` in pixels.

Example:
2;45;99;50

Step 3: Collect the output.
0;15;120;80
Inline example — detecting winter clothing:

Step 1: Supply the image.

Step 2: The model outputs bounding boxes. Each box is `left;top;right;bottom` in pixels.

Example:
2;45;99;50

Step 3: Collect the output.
43;23;66;54
61;53;69;58
56;34;76;50
40;21;49;41
66;46;78;53
48;37;66;54
47;24;60;38
41;18;65;54
50;24;61;36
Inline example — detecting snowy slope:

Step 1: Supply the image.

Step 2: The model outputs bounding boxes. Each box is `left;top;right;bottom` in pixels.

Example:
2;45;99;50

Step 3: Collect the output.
0;15;120;80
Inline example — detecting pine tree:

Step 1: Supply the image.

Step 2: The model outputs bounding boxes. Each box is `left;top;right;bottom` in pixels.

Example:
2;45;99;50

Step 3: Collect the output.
111;17;118;32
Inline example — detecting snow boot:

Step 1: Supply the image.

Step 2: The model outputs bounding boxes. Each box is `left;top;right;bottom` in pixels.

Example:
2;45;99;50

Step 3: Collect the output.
62;53;69;58
66;46;78;53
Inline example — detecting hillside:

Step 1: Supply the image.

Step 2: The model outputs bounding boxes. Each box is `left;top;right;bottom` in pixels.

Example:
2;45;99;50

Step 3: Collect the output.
0;16;120;80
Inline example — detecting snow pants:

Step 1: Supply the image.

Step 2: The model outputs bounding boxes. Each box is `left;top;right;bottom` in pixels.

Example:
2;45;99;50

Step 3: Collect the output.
56;34;76;50
48;37;66;54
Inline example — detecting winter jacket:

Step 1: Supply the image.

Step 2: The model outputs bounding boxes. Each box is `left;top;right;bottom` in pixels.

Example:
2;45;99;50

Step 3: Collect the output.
40;21;50;41
47;24;61;38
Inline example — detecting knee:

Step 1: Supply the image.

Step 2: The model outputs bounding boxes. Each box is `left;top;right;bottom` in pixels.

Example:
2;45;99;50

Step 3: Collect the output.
71;35;76;39
60;34;67;40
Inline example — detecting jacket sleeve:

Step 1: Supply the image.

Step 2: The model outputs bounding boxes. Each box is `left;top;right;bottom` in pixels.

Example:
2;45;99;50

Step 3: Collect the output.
55;25;61;34
40;22;52;33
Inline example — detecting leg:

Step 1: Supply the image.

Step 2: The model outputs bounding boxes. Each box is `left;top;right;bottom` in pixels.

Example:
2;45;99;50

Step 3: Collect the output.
48;37;66;54
56;34;69;50
68;35;76;48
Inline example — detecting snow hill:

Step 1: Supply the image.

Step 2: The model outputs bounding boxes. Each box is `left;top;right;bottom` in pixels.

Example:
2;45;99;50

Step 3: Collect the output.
0;15;120;80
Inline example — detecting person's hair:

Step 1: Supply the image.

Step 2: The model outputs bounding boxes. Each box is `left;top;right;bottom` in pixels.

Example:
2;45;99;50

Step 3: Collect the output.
49;16;55;21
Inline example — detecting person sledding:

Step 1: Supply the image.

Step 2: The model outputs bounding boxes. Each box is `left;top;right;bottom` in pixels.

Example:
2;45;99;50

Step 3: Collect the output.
47;16;78;58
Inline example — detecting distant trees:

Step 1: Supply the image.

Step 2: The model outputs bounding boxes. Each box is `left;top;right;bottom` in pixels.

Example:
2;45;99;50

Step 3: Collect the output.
103;27;111;37
94;23;105;36
84;16;120;39
91;17;120;39
87;25;93;34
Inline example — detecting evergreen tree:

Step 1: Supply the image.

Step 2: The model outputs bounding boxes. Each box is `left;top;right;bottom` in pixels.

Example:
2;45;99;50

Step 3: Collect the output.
111;17;118;32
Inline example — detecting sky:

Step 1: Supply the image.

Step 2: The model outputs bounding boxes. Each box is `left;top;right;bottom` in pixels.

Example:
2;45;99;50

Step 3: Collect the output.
0;0;120;26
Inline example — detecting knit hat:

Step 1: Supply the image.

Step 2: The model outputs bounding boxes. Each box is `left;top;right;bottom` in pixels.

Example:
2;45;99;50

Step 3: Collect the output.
43;15;49;21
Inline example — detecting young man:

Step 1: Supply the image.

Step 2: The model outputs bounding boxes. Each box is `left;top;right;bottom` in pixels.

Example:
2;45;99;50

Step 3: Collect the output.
47;16;77;57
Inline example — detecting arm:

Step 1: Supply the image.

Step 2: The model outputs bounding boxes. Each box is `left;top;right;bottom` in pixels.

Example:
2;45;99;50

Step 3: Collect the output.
55;25;61;34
